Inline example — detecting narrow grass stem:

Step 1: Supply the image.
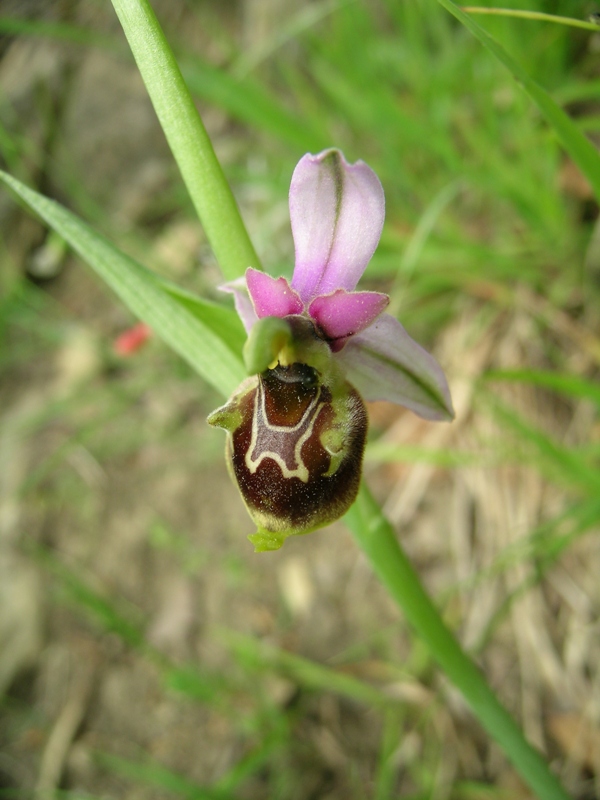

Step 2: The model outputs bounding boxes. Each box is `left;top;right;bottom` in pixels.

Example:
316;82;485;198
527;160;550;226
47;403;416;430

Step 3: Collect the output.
110;0;260;281
461;7;600;33
345;484;572;800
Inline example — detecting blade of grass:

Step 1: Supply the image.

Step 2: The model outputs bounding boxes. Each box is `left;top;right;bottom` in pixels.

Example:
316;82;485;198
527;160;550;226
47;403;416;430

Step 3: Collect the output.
473;497;600;652
212;732;284;794
0;17;117;48
364;441;478;468
37;549;147;650
96;752;235;800
110;0;260;280
554;78;600;105
486;394;600;494
37;546;238;709
374;708;405;800
0;170;245;398
39;553;290;794
232;0;356;76
461;7;600;33
436;0;600;202
36;793;108;800
345;483;571;800
219;628;399;710
181;58;326;153
483;368;600;407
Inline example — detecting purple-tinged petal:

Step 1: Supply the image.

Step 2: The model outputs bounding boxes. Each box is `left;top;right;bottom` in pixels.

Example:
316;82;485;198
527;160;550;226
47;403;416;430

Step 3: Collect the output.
289;149;385;303
309;290;389;351
246;267;303;319
220;275;258;333
336;314;454;421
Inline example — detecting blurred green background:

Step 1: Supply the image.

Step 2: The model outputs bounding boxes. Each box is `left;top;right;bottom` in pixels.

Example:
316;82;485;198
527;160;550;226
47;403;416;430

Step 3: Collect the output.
1;0;599;798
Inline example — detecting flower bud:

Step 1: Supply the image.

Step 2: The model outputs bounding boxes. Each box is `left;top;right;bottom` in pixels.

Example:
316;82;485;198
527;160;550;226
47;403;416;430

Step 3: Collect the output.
208;359;367;551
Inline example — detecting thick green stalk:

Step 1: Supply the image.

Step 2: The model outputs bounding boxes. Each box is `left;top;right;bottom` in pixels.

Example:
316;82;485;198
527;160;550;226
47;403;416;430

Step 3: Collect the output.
345;485;571;800
110;0;260;280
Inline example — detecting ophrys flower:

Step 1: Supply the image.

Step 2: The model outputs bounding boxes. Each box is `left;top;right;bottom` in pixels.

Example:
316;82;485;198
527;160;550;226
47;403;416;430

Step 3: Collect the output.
209;149;453;551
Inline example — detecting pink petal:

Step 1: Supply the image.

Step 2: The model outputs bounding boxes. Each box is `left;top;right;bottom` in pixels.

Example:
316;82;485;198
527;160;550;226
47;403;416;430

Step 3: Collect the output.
336;314;454;421
246;267;303;319
220;275;258;333
289;149;385;303
309;290;389;351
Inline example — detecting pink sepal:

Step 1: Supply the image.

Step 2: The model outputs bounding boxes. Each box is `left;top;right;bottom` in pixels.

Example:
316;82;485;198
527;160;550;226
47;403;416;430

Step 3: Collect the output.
309;290;388;351
246;268;303;319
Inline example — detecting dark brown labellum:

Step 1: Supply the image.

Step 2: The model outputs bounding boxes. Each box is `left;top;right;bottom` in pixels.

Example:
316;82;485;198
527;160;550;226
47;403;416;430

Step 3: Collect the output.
208;362;367;548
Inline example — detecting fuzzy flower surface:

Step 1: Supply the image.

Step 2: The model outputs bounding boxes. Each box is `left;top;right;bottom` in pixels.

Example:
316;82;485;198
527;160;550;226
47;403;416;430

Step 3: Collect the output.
224;148;454;422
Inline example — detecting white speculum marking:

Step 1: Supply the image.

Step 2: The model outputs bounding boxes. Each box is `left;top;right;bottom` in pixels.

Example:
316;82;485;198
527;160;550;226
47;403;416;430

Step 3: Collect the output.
245;380;323;483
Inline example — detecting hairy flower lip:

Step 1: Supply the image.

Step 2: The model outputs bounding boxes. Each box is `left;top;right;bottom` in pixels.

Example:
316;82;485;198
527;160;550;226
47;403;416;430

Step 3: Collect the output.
221;148;455;423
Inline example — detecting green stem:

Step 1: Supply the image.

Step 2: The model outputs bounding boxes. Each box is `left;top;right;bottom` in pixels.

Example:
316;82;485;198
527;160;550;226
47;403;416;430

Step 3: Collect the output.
345;484;571;800
110;0;260;280
461;7;600;33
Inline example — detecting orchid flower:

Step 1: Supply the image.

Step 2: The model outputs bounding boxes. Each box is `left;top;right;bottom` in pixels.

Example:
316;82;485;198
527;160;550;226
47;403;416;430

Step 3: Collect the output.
209;149;453;551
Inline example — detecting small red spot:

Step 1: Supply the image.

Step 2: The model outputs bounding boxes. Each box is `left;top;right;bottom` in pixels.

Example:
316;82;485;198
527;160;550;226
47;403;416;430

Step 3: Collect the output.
113;322;152;356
